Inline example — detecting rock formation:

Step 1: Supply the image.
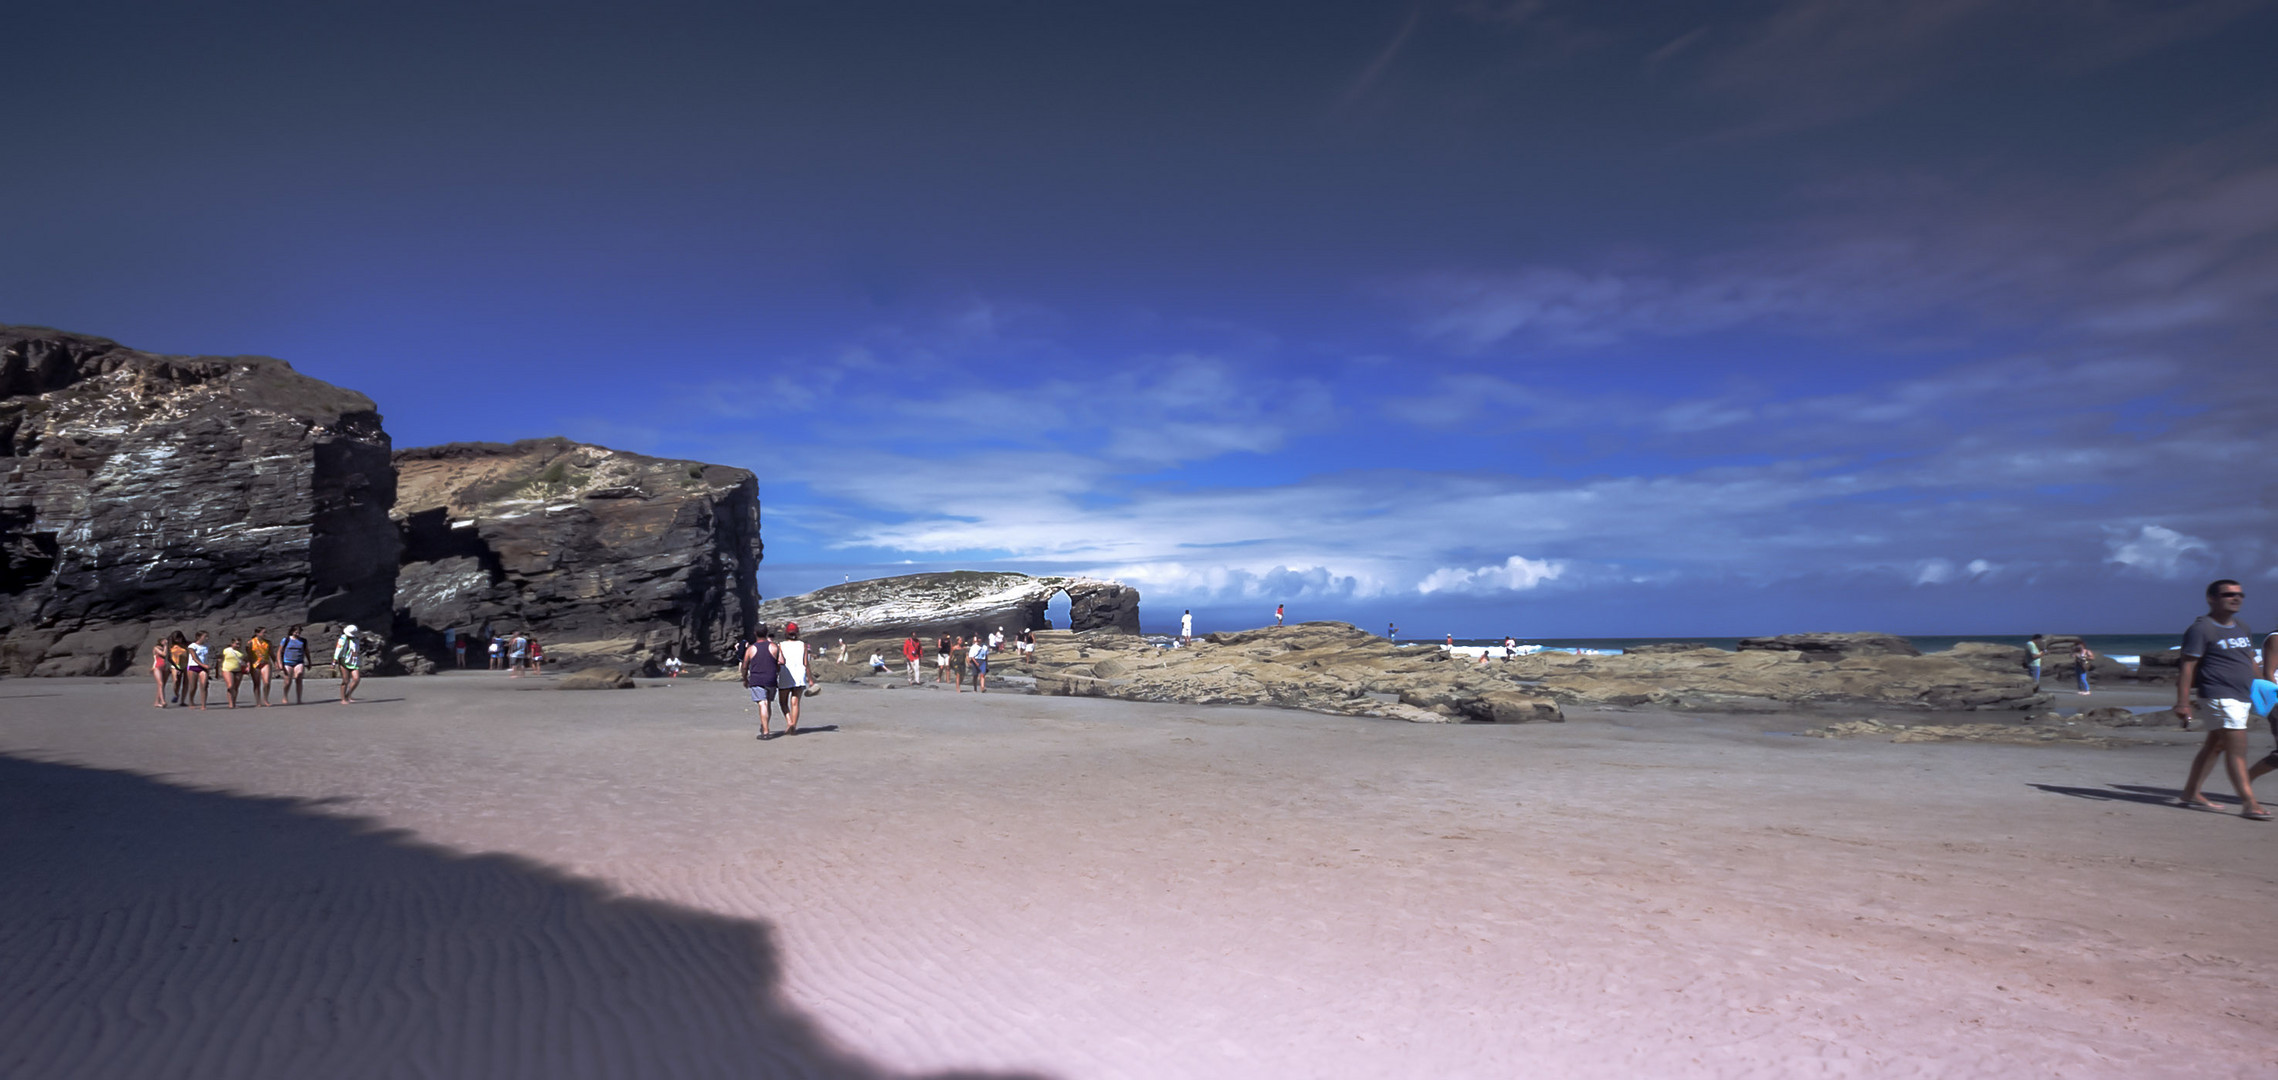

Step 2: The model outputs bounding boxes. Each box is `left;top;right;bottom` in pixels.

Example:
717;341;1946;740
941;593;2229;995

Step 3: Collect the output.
1028;621;1564;724
1;327;397;675
1502;644;2050;712
391;438;761;667
1737;632;1920;659
753;571;1140;642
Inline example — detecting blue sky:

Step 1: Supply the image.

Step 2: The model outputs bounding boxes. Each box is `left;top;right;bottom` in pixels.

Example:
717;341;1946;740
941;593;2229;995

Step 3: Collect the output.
7;1;2276;636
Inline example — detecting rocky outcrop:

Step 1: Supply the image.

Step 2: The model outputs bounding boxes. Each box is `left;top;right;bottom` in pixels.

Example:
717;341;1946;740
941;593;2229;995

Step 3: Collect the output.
753;571;1140;642
1737;632;1920;659
1029;621;1564;724
1940;638;2142;682
0;327;397;676
391;438;761;667
1503;645;2049;712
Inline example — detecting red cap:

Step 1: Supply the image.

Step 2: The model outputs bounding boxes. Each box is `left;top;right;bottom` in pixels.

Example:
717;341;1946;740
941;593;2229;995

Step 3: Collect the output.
784;621;798;634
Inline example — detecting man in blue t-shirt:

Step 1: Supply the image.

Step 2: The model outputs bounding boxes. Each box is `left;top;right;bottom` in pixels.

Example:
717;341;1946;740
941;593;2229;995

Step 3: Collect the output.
2174;579;2270;818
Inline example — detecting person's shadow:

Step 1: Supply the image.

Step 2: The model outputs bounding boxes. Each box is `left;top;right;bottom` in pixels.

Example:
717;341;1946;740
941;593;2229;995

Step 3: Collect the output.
2030;782;2242;806
0;753;1048;1080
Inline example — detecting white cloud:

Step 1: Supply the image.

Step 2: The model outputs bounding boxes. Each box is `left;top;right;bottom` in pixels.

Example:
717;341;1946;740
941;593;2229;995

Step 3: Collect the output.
2105;524;2213;579
1416;556;1565;595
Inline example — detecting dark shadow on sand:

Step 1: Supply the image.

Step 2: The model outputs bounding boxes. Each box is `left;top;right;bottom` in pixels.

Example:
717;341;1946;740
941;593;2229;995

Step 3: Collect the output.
2031;782;2243;807
0;753;1050;1080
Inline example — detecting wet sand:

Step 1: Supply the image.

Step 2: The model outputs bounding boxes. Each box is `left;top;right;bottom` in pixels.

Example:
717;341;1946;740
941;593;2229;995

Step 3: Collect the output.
2;673;2272;1078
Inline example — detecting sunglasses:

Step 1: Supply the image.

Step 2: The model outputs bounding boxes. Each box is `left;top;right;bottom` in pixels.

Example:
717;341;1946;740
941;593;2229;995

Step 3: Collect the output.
2215;591;2245;598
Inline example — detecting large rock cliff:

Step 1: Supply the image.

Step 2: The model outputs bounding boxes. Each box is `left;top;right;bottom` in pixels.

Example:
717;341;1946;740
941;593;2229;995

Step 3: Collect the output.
0;326;397;675
752;571;1140;642
391;438;761;666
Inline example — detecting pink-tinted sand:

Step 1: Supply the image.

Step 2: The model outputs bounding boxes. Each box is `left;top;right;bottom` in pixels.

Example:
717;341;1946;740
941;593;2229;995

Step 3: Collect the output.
2;673;2272;1078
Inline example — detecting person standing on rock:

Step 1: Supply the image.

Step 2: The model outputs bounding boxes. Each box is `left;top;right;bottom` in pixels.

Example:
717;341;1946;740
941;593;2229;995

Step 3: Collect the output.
2025;634;2045;691
2072;641;2095;696
277;625;309;705
1275;604;1285;628
2173;580;2269;819
741;625;780;739
1018;628;1035;664
1181;610;1193;644
334;625;364;705
776;622;809;735
903;634;922;684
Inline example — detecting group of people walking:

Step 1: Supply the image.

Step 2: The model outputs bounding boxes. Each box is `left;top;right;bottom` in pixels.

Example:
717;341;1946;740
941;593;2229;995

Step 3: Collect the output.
148;624;363;708
738;622;812;740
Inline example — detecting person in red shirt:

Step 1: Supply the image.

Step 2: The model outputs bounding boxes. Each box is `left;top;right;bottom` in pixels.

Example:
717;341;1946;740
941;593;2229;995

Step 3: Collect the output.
902;634;922;685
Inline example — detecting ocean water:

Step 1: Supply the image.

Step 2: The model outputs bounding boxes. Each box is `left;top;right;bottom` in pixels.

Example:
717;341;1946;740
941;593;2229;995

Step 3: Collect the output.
1437;634;2183;663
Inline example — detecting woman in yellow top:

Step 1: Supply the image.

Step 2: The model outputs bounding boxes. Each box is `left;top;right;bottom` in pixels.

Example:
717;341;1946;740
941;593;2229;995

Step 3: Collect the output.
246;627;273;707
220;637;247;709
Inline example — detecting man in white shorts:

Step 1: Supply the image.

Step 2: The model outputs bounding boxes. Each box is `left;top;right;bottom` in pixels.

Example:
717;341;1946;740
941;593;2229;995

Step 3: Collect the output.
2174;579;2270;819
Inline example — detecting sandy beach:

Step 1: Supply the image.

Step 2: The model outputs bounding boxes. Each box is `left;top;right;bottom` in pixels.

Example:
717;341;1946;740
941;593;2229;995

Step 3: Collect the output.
3;673;2273;1078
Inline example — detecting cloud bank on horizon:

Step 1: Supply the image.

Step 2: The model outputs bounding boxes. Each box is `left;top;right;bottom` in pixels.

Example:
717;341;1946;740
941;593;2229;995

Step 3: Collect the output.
5;1;2274;635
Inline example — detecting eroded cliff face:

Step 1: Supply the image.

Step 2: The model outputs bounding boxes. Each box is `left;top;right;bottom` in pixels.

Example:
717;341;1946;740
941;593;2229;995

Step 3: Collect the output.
391;438;760;665
0;327;398;675
751;571;1140;642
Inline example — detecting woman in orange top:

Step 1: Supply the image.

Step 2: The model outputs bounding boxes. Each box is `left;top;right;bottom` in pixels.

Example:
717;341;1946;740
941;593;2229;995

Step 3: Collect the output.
167;632;190;706
246;627;274;707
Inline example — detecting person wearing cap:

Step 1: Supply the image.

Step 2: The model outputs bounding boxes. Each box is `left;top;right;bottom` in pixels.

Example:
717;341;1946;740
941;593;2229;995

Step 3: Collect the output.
2174;579;2269;818
776;622;810;735
334;624;364;704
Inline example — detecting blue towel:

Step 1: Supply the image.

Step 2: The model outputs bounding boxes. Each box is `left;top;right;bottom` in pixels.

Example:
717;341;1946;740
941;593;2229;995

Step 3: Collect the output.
2252;679;2278;718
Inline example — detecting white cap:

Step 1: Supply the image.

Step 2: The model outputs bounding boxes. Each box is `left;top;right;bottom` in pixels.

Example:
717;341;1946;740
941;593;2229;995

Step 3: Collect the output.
343;624;359;635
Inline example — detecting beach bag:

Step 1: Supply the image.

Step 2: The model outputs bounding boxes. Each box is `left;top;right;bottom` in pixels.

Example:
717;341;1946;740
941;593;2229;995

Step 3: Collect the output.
2252;679;2278;718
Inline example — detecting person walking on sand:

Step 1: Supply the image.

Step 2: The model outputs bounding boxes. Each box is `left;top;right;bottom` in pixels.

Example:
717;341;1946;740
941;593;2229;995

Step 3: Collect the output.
247;626;273;706
527;636;543;675
335;625;364;704
2248;626;2278;789
186;631;212;709
741;625;781;739
2025;634;2045;691
970;633;991;693
150;636;174;707
776;622;810;735
936;633;954;685
2073;640;2095;696
489;635;503;670
277;625;309;705
1275;603;1285;628
220;637;246;708
168;632;190;705
903;634;922;684
954;635;971;692
2173;580;2270;819
509;632;528;677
